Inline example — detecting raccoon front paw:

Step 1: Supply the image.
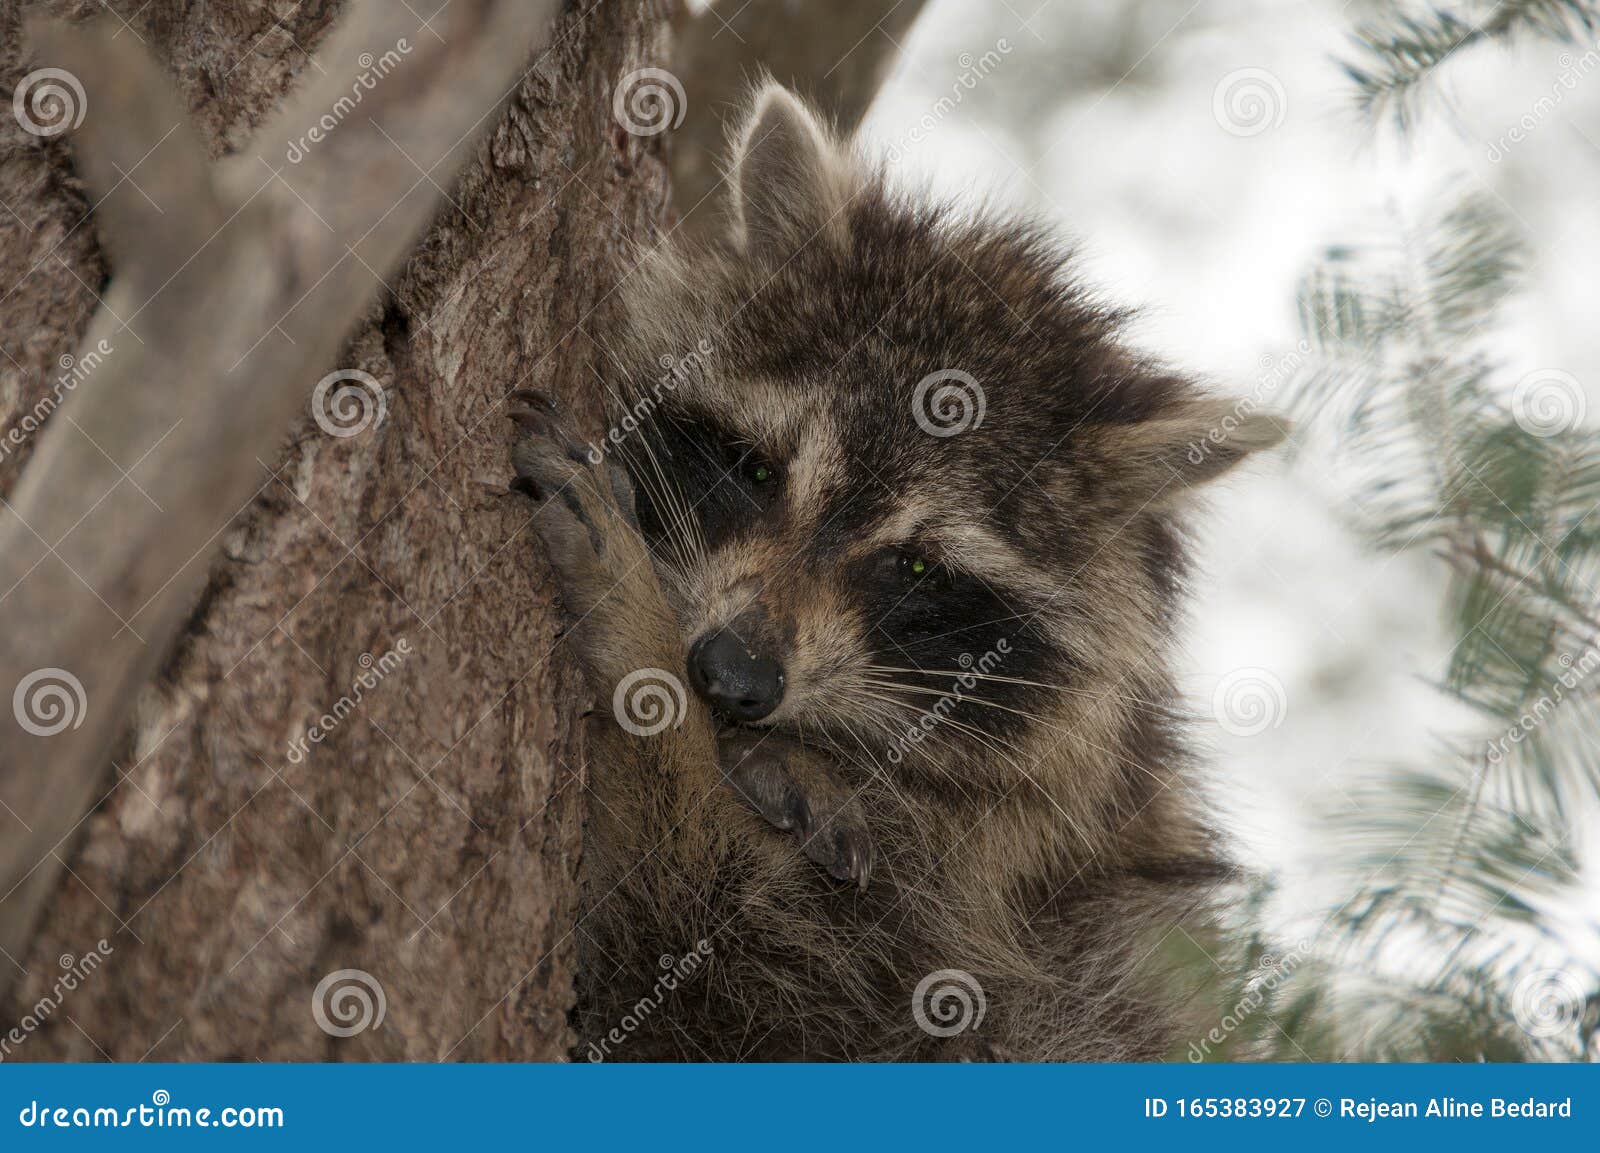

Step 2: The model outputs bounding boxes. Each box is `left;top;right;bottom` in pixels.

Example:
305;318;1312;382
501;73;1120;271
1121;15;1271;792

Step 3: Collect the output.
719;730;875;890
508;389;645;621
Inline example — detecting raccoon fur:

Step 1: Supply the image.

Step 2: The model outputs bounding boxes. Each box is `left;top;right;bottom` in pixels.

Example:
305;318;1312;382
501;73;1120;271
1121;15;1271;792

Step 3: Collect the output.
508;83;1285;1061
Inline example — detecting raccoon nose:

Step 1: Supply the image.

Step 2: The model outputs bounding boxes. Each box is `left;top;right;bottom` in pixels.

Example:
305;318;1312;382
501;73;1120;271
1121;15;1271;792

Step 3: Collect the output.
687;627;786;722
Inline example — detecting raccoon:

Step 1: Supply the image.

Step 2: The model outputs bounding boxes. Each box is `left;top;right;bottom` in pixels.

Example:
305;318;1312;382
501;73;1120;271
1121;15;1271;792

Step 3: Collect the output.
508;84;1285;1061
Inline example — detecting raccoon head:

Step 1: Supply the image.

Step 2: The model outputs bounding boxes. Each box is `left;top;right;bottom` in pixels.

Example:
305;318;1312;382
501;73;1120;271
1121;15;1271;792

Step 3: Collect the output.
608;84;1284;797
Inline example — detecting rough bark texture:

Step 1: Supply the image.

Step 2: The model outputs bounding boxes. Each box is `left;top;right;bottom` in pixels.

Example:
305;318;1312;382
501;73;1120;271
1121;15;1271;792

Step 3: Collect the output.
0;0;670;1060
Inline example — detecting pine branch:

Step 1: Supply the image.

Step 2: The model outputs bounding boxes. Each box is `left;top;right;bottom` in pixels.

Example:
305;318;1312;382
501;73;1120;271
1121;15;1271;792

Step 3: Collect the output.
1244;176;1600;1064
1343;1;1600;132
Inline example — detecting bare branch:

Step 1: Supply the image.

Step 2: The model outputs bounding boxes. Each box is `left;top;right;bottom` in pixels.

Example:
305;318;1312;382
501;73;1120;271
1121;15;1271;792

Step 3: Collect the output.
0;0;560;999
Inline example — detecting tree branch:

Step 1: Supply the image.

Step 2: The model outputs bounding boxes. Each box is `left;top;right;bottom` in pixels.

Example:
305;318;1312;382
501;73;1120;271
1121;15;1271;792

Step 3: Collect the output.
0;0;560;1000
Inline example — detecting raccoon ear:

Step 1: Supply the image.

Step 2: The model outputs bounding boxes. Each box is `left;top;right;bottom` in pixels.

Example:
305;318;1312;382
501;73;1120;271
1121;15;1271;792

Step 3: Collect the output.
1103;395;1288;501
730;83;850;259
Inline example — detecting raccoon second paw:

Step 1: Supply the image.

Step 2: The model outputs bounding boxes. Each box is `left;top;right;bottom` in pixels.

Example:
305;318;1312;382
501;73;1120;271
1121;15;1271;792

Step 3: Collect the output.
719;730;875;890
508;389;644;620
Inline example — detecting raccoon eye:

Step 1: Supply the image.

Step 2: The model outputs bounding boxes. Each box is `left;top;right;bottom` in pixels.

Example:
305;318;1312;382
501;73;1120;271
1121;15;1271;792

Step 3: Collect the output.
896;549;955;592
743;457;778;486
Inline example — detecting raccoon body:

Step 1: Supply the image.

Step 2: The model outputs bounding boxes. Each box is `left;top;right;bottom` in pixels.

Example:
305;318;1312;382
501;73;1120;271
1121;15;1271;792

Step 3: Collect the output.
511;85;1283;1060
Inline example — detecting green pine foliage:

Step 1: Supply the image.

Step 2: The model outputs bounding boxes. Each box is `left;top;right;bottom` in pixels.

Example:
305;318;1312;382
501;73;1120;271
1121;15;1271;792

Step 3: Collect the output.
1186;0;1600;1062
1343;0;1600;130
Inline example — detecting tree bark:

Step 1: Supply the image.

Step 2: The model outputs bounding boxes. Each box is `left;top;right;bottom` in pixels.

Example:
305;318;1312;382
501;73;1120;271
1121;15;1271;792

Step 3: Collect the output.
0;0;670;1061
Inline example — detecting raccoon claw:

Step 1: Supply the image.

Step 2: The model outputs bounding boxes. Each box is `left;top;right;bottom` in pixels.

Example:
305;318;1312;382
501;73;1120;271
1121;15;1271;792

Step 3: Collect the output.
809;822;874;890
509;391;646;622
509;388;558;411
720;731;875;890
506;393;589;463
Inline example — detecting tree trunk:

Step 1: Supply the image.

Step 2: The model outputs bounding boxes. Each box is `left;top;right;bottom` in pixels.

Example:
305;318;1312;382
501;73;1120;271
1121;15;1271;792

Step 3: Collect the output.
0;0;670;1061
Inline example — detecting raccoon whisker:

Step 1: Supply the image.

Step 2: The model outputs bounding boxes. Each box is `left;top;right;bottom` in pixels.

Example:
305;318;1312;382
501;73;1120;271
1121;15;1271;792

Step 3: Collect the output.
861;676;1167;788
858;680;1041;770
834;698;992;822
594;384;707;575
626;442;701;570
866;691;1032;761
612;446;688;572
831;715;946;847
612;435;707;586
884;610;1064;648
858;678;1058;726
857;682;1102;846
651;443;711;566
863;665;1174;714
